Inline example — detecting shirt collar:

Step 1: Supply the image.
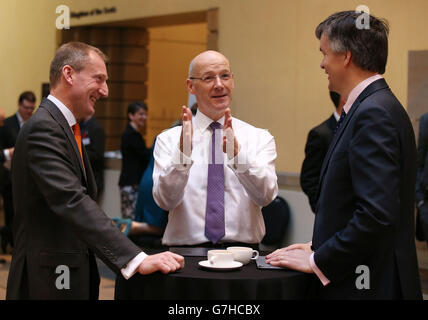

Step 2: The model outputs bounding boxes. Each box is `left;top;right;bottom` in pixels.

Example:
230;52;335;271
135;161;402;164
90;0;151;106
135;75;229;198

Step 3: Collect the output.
16;112;24;128
47;94;77;127
333;110;340;122
343;74;383;114
194;109;225;132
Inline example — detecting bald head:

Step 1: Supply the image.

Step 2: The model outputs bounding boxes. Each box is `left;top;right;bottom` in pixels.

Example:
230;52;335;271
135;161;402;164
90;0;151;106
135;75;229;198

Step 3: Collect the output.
188;50;230;77
186;50;234;121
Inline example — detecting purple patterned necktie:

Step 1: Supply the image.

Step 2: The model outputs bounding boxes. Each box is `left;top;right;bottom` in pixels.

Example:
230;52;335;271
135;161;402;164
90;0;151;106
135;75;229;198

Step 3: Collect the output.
205;122;225;244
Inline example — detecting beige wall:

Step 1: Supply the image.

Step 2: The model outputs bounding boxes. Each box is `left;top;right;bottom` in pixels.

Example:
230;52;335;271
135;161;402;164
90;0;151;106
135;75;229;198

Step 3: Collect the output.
0;0;58;116
3;0;428;172
146;23;207;146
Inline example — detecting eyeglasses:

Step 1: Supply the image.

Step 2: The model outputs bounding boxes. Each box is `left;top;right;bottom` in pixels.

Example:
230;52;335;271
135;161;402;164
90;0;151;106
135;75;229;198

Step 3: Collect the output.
189;72;233;83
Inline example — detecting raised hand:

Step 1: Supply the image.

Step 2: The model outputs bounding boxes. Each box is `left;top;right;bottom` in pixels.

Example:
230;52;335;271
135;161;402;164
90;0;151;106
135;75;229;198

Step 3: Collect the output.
179;106;193;158
222;108;239;159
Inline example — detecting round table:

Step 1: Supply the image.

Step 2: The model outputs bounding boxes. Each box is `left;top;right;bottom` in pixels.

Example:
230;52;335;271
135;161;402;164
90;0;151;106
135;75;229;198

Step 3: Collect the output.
115;249;311;300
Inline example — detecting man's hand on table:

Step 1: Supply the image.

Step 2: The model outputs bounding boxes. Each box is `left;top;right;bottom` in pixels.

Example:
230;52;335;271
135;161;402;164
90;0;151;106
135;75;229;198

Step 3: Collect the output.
265;242;314;274
138;252;185;275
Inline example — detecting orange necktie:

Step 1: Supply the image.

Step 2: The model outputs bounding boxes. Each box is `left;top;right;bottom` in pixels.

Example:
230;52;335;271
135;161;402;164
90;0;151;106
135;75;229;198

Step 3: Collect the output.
72;123;84;167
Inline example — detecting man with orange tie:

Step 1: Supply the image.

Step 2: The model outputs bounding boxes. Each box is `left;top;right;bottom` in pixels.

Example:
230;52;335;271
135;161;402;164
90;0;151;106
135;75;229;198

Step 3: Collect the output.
6;42;183;300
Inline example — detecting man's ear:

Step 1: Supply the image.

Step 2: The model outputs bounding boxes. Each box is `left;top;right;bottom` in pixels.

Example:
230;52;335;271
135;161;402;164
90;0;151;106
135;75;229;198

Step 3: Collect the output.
343;51;352;67
186;79;195;94
62;65;74;85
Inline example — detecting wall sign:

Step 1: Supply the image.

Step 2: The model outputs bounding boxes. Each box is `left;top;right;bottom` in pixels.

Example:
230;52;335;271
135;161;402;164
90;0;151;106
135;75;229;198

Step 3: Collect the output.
70;7;117;19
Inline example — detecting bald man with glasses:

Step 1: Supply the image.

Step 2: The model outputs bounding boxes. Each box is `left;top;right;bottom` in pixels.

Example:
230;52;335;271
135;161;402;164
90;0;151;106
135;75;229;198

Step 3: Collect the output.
153;50;278;248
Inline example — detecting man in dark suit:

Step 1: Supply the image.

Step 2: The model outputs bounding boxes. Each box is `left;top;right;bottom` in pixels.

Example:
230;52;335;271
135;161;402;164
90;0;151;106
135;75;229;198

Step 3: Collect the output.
300;91;344;213
6;42;183;300
0;108;9;256
2;91;36;148
0;91;36;252
267;11;422;299
416;112;428;246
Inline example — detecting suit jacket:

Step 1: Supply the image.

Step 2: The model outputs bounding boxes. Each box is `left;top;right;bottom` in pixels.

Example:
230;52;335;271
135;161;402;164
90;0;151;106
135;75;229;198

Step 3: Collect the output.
80;117;106;196
416;113;428;204
1;113;20;148
0;134;6;193
6;98;141;299
118;123;151;187
300;114;337;212
415;113;428;241
0;114;20;190
312;79;422;299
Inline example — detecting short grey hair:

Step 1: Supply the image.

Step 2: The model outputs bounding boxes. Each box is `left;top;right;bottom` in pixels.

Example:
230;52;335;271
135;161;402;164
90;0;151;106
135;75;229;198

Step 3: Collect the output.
49;42;107;88
315;11;389;74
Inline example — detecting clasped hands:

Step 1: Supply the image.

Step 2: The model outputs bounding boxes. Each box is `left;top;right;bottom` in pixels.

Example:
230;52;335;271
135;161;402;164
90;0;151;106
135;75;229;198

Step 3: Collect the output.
180;106;240;159
265;242;314;274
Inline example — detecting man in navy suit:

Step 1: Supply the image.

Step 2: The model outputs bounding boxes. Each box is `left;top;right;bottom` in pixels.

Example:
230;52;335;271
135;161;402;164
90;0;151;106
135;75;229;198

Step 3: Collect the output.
267;11;422;299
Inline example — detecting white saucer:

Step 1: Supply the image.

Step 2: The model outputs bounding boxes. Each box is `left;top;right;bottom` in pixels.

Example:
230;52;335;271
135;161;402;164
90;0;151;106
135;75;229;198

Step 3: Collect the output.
198;260;243;271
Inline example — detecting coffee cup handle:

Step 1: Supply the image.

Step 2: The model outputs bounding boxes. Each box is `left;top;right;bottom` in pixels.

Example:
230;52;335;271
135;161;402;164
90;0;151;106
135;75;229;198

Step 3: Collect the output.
209;256;217;265
251;250;259;260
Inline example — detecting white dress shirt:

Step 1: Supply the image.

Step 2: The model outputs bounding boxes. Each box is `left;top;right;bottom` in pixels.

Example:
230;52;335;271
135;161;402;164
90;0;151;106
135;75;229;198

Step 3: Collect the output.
47;95;146;279
153;110;278;246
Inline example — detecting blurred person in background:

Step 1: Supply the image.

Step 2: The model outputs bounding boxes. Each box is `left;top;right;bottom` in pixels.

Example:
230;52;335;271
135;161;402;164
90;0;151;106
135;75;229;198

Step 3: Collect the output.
0;91;36;252
118;101;151;220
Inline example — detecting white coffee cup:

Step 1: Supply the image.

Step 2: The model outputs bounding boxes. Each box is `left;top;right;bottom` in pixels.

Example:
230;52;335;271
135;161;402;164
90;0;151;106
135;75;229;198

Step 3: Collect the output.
227;246;259;265
207;250;235;267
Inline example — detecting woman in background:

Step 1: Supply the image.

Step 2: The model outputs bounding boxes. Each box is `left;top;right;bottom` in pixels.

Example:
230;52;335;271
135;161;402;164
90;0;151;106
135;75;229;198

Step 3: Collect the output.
118;101;151;219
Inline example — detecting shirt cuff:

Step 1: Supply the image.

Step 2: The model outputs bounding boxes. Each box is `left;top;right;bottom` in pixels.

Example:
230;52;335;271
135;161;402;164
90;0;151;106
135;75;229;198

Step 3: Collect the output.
310;252;330;286
4;149;11;161
121;251;148;280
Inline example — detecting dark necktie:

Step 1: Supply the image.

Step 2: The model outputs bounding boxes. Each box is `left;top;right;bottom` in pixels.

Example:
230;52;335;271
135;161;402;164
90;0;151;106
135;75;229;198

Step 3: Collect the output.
333;110;347;134
205;122;225;244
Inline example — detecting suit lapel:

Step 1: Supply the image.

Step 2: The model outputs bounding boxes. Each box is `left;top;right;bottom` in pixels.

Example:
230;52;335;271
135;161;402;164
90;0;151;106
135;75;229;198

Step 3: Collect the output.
13;114;20;133
39;98;88;183
326;114;337;133
10;114;20;142
316;79;389;201
81;142;97;199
